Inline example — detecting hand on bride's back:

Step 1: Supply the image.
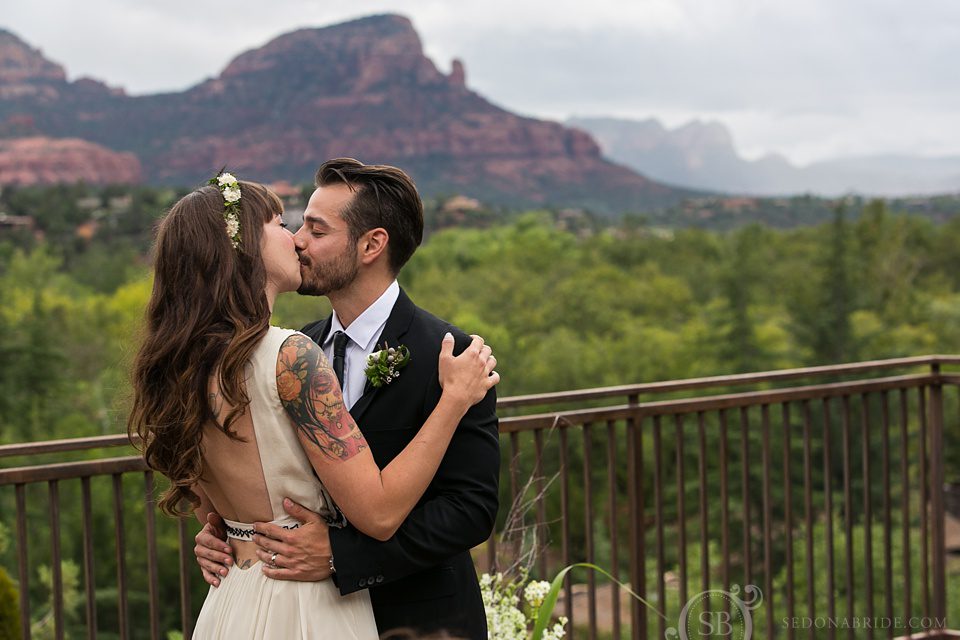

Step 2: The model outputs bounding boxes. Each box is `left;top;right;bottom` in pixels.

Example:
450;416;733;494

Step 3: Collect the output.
438;333;499;408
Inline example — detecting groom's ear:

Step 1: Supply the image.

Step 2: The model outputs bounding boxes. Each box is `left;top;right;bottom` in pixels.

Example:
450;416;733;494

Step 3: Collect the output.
358;227;390;265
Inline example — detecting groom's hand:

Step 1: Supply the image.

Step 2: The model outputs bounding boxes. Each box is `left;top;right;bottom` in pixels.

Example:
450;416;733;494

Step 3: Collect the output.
194;513;234;588
254;498;333;582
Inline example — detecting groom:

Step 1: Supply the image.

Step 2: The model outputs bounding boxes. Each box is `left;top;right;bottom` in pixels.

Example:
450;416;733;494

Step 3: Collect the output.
193;158;500;639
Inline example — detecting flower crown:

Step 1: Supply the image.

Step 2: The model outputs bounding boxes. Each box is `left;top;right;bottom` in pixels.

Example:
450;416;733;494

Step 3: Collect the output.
208;171;241;249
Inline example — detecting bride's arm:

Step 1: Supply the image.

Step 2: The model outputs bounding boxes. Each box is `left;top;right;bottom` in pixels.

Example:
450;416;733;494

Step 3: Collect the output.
277;332;497;542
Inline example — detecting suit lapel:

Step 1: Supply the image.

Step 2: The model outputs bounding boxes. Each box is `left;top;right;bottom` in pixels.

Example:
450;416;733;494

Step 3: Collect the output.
348;288;417;424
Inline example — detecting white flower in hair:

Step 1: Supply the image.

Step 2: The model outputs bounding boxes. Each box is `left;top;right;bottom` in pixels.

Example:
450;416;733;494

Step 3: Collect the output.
209;170;243;249
225;215;240;238
222;186;241;203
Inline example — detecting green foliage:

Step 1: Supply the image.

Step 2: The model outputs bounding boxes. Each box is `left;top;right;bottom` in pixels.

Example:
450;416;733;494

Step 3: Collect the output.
814;205;855;362
646;193;960;230
3;186;960;636
633;529;960;639
30;562;81;640
0;566;19;640
0;522;14;639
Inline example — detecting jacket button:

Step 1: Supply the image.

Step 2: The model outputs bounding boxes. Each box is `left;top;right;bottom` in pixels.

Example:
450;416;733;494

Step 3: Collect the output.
375;576;384;584
368;576;376;584
359;578;366;587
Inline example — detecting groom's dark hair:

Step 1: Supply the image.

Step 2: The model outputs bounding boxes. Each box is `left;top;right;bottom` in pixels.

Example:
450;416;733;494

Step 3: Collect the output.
315;158;424;274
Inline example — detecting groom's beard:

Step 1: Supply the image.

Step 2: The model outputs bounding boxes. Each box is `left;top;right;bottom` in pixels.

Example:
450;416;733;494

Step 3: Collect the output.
297;247;360;297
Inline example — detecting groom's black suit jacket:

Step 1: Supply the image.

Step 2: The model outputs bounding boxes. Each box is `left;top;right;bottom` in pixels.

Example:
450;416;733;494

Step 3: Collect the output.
302;288;500;640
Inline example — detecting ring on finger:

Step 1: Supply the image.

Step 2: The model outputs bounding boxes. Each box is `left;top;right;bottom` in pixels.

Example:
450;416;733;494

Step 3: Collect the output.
270;551;278;567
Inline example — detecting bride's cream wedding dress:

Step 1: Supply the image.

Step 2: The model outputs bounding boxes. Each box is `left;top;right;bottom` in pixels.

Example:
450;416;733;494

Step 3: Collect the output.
193;327;378;639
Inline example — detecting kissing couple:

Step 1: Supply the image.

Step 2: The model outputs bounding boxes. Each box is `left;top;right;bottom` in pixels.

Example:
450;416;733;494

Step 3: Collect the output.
129;159;501;639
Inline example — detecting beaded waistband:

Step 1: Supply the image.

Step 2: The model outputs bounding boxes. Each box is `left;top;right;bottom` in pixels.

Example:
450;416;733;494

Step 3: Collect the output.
222;516;301;541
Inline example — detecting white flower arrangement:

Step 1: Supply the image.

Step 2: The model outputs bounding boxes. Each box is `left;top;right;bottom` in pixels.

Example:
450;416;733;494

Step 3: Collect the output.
208;170;242;249
481;562;662;640
480;570;568;640
482;456;662;639
523;580;551;610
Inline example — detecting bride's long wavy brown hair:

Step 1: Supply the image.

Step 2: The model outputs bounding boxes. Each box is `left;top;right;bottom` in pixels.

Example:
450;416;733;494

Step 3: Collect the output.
128;180;284;516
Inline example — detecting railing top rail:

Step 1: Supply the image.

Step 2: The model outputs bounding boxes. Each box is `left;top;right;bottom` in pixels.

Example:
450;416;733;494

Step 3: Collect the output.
4;356;958;458
499;372;939;432
497;354;960;409
0;455;146;486
0;433;140;459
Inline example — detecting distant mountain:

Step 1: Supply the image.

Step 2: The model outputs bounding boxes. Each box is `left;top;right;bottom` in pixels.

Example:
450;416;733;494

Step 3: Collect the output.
568;116;960;197
0;18;694;213
798;155;960;196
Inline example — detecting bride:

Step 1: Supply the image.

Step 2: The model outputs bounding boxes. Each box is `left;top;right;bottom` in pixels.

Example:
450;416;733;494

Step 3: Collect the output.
128;175;499;639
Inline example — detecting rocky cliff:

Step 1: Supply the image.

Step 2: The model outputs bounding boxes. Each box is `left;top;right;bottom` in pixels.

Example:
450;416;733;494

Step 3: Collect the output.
0;16;692;211
0;28;66;98
0;137;141;185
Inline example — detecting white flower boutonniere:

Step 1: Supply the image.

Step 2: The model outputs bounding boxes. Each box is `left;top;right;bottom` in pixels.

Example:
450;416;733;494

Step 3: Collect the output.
364;342;410;387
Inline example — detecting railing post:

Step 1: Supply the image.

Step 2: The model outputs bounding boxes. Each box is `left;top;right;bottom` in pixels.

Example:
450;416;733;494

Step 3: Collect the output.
626;393;646;640
14;483;30;640
179;511;194;640
928;363;947;626
112;474;128;640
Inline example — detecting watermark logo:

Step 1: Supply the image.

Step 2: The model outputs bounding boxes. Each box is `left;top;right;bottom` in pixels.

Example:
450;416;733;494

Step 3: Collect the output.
665;584;763;639
782;616;945;631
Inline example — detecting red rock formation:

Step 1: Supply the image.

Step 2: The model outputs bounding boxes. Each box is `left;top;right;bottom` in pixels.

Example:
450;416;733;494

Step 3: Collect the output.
0;29;66;82
0;29;68;101
0;137;141;185
0;16;694;212
144;14;683;209
449;59;466;88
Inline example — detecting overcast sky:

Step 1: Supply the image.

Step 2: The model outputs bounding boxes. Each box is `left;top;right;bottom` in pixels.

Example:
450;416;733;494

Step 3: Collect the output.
5;0;958;164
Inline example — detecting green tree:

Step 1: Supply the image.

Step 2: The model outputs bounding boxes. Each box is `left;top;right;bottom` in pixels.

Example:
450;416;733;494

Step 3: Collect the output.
29;562;81;640
0;567;20;640
789;203;856;364
0;522;20;640
718;226;769;372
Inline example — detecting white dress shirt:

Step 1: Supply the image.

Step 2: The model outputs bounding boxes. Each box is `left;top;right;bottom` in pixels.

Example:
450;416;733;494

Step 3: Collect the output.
321;280;400;410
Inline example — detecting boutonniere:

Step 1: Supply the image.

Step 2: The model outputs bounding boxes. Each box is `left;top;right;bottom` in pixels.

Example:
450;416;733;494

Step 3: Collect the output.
364;342;411;387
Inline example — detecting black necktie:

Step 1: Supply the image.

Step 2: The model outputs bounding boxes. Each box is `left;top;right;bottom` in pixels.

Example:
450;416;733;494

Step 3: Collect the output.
332;330;348;390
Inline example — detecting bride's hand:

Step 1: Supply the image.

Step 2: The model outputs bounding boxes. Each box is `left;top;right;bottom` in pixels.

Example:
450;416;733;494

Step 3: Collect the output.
438;333;499;409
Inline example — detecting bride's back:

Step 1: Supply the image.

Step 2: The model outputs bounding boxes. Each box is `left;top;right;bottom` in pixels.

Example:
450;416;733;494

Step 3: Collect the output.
197;327;330;526
198;410;272;524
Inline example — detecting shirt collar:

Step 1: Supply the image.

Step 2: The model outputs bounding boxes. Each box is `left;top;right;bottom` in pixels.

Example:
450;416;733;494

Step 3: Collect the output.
324;280;400;351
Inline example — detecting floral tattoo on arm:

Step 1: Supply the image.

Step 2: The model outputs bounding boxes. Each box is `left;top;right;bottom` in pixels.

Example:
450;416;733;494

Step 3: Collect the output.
276;334;368;461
